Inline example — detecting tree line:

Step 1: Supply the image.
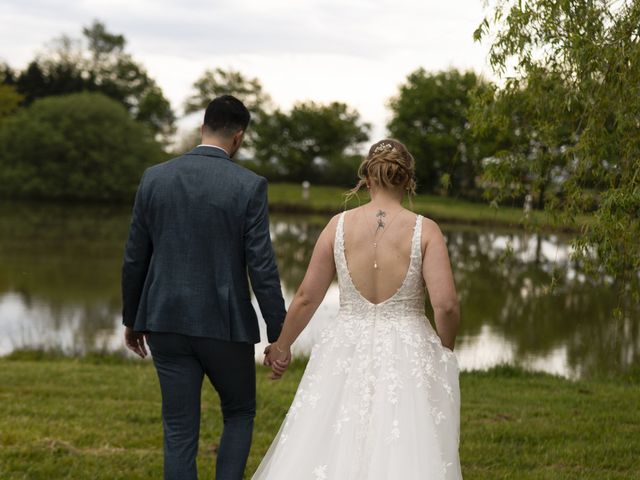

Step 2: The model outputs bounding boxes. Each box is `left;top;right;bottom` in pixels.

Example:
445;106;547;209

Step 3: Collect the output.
0;20;504;201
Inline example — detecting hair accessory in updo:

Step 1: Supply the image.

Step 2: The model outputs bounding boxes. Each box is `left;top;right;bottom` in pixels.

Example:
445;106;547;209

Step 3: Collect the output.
373;142;396;155
345;138;418;207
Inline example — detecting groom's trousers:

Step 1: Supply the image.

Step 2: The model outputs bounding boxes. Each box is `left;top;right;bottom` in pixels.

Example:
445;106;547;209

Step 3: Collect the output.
147;332;256;480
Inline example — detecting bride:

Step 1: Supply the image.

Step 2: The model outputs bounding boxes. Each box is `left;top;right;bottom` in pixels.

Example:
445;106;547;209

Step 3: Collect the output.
256;139;462;479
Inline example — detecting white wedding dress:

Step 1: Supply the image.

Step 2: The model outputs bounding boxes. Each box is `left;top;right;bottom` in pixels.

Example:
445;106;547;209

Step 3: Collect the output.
253;213;462;480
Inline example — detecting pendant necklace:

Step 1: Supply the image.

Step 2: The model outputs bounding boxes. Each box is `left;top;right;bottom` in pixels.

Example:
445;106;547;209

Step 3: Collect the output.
366;205;402;270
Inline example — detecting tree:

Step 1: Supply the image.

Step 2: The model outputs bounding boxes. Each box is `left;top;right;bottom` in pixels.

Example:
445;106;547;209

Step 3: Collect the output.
0;92;167;201
184;68;272;116
474;0;640;303
14;59;89;104
0;84;23;123
182;69;370;184
4;21;175;141
80;21;175;140
387;68;492;196
0;63;15;82
471;68;577;210
0;64;20;121
251;101;370;185
183;68;273;152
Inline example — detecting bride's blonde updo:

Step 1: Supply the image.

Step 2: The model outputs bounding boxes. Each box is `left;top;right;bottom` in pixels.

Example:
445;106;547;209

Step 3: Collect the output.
346;139;417;202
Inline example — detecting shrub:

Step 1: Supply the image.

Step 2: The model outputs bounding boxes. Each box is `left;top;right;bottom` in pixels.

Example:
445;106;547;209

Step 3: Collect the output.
0;92;167;201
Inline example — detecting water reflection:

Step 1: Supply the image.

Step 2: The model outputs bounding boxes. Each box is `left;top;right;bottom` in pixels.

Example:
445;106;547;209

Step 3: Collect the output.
0;203;638;378
0;203;126;355
446;228;639;378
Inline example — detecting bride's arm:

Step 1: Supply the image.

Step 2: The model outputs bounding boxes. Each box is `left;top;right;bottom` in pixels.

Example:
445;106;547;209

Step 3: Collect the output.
422;218;460;351
270;216;338;356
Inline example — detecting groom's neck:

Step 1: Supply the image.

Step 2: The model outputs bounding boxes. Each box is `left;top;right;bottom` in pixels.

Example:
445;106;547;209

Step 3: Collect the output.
200;135;232;154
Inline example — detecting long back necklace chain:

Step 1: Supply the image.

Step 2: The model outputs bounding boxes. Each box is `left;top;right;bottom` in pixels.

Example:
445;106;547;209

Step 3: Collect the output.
365;204;403;269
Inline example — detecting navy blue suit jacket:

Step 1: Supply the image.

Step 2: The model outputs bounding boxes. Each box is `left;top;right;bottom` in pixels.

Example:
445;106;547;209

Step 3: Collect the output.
121;145;286;343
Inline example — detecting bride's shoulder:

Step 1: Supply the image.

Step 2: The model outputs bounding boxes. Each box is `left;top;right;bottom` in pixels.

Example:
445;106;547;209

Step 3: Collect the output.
318;208;359;247
421;215;440;232
330;205;363;224
327;212;343;228
317;213;342;243
420;216;445;248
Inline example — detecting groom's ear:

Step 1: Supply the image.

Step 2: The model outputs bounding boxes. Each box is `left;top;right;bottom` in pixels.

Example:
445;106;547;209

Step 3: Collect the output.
234;129;245;146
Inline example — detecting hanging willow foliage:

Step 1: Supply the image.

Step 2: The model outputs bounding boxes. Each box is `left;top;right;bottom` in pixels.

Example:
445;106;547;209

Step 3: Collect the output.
472;0;640;308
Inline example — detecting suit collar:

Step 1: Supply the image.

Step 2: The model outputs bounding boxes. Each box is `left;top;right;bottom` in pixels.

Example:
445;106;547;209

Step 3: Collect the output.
187;145;232;161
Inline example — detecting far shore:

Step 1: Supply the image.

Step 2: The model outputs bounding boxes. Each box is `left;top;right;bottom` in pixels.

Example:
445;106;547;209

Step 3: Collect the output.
267;183;584;233
0;182;587;233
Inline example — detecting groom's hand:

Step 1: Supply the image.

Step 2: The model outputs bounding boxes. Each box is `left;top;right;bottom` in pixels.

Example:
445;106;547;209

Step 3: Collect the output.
124;327;148;359
263;344;291;380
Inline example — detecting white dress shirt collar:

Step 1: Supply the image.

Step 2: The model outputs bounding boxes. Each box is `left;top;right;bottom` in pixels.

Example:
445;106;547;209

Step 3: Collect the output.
197;144;229;155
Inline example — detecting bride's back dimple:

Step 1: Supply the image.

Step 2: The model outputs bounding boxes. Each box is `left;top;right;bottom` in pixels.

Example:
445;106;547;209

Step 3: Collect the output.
341;207;420;306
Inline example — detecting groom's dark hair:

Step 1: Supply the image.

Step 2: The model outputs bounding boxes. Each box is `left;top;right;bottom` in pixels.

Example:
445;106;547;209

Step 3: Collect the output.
203;95;251;137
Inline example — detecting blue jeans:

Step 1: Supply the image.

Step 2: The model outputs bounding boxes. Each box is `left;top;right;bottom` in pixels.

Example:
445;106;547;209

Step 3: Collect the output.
147;332;256;480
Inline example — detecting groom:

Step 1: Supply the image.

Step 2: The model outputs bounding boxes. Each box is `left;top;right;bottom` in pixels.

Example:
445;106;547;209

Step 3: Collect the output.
121;95;287;480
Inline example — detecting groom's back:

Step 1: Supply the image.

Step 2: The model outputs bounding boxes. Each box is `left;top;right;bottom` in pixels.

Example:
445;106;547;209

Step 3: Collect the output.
145;148;254;250
123;145;283;343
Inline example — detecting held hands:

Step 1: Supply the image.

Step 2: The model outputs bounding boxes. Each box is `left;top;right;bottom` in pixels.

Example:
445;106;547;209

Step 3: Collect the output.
124;326;148;359
263;343;292;380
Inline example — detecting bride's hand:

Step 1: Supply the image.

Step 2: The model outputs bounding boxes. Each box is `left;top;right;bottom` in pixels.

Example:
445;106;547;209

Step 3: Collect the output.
266;343;291;380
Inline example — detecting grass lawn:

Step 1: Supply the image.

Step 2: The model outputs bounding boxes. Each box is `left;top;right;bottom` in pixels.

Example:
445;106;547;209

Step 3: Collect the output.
1;353;638;479
267;183;582;231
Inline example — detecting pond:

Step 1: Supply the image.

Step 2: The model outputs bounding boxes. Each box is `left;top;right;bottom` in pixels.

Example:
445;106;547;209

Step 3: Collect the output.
0;202;637;379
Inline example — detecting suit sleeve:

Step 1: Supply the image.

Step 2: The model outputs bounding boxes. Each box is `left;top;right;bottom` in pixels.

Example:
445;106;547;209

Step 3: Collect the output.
121;171;153;328
244;177;287;343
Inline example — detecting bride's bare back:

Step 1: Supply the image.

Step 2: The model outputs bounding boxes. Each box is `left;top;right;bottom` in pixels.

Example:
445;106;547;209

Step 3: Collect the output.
343;206;418;305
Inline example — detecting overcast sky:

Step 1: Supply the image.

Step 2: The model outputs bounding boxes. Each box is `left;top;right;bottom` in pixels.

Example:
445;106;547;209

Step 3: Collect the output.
1;0;493;141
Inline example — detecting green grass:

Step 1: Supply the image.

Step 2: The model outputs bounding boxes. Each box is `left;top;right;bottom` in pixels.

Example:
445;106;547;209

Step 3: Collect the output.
267;183;581;231
1;354;638;479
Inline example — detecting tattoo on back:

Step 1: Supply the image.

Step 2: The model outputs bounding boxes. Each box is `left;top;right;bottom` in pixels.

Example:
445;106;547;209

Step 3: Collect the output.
376;209;386;231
